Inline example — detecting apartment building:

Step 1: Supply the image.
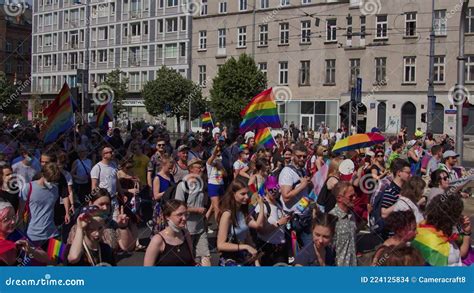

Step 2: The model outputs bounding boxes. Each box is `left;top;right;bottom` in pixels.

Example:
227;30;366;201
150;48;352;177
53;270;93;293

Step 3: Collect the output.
192;0;474;138
0;1;32;83
31;0;192;121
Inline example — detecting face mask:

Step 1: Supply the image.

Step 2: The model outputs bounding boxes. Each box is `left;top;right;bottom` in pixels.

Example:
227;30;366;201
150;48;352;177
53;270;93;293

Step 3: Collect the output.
25;156;32;163
167;219;183;233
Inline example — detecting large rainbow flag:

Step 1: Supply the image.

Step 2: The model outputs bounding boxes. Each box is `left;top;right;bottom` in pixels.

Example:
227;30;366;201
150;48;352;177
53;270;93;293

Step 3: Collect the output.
255;127;276;149
411;223;454;266
239;88;281;133
41;83;75;144
202;112;214;129
97;101;113;129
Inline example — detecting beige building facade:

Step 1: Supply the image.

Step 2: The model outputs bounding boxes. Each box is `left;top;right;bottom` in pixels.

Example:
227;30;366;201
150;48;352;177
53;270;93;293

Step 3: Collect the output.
191;0;474;139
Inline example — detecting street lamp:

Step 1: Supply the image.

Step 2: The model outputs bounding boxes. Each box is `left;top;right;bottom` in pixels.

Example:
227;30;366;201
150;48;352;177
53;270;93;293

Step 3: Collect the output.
456;0;470;163
73;0;90;120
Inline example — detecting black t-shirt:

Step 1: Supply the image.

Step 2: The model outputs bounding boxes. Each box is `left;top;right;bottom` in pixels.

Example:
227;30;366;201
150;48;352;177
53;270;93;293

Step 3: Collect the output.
294;243;336;266
68;242;116;266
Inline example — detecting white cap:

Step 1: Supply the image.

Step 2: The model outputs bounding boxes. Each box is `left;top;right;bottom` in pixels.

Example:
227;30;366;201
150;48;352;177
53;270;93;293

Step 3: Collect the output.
244;131;255;142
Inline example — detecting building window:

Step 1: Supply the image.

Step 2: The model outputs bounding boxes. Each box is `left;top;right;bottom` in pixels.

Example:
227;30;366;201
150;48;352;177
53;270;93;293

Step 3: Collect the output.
302;0;311;4
237;26;247;48
326;19;337;42
98;49;108;62
347;15;352;41
279;23;289;45
167;0;178;7
259;24;268;46
405;12;417;37
360;16;366;39
434;10;447;36
201;0;208;16
180;17;186;31
325;59;336;84
219;1;227;13
466;8;474;33
403;56;416;83
260;0;269;9
376;15;388;39
258;62;267;78
375;57;387;83
434;56;445;83
239;0;247;11
166;18;178;32
465;56;474;82
280;0;290;6
165;43;177;58
180;42;186;57
299;61;310;86
377;102;386;131
279;62;289;85
199;31;207;50
199;65;207;87
218;29;226;49
350;59;360;85
301;20;311;44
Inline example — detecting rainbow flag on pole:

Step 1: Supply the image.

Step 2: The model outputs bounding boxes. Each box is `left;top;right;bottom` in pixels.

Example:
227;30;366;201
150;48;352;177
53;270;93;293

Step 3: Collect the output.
47;238;67;264
201;112;214;129
96;101;114;129
255;127;276;149
239;88;281;133
41;83;75;144
411;223;453;266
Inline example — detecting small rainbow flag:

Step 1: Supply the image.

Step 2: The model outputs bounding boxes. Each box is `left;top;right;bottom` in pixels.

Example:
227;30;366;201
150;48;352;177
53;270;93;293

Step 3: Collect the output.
255;127;276;149
47;238;67;264
97;101;114;129
411;223;453;266
240;88;281;133
202;112;214;129
41;83;75;144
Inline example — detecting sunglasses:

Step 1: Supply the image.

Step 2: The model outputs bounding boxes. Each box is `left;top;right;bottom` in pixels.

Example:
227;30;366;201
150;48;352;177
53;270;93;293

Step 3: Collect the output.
376;154;384;158
103;151;114;155
440;176;449;181
157;144;165;147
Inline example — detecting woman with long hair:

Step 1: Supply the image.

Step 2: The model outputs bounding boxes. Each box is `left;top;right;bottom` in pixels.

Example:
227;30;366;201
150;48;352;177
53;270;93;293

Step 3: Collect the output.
316;157;343;213
0;166;19;212
426;169;450;206
393;176;426;223
217;180;265;266
144;199;195;266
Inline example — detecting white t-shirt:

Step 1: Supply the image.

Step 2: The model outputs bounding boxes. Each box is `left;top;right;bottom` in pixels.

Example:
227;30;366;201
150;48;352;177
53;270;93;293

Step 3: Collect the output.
212;127;220;138
233;160;247;173
254;202;286;245
392;196;424;224
335;132;343;142
206;162;224;185
90;161;118;197
278;166;308;214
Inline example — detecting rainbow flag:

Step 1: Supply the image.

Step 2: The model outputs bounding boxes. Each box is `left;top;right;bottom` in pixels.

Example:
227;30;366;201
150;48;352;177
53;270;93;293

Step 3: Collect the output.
96;101;113;129
255;127;276;149
41;83;75;144
47;238;67;264
202;112;214;129
240;88;281;133
411;223;453;266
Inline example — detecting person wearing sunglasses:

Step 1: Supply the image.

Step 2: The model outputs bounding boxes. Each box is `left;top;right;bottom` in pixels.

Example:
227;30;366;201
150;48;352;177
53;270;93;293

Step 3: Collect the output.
147;137;167;190
369;150;388;182
380;159;411;220
426;169;450;206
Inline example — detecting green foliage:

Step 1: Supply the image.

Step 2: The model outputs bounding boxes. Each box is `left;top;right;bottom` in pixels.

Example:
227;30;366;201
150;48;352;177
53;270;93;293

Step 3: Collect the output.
142;66;207;132
0;72;21;115
210;53;267;130
102;69;129;114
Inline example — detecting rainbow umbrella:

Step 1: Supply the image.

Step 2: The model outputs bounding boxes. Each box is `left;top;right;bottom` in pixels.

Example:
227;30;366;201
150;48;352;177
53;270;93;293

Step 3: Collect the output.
332;133;385;153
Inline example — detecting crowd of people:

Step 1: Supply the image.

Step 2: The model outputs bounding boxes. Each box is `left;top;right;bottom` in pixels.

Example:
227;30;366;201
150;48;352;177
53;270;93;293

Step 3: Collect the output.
0;119;472;267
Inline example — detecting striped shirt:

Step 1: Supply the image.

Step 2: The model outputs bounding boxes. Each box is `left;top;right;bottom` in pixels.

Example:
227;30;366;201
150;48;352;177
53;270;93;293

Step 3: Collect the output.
381;182;402;209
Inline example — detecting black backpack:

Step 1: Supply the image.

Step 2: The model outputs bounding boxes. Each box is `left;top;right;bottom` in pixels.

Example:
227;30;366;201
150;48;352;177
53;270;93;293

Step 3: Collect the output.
160;180;189;205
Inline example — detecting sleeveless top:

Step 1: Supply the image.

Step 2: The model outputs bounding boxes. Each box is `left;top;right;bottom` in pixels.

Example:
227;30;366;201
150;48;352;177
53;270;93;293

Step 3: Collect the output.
157;174;174;193
154;232;194;266
220;211;249;263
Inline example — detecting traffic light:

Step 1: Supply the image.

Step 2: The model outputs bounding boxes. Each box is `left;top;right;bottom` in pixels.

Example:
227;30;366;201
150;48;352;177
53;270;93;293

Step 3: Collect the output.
421;112;427;123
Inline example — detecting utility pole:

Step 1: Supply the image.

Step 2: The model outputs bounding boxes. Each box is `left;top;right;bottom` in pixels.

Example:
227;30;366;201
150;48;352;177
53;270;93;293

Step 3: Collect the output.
426;0;436;133
252;0;256;58
74;0;90;120
456;0;470;163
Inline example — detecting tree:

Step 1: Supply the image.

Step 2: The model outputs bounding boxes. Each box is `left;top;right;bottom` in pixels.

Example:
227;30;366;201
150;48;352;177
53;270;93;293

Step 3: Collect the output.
101;69;128;115
0;72;21;116
142;66;207;133
210;53;267;134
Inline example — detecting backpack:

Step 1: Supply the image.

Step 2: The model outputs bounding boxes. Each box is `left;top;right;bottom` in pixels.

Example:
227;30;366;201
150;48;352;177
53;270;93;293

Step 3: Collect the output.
368;176;392;234
160;180;189;205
